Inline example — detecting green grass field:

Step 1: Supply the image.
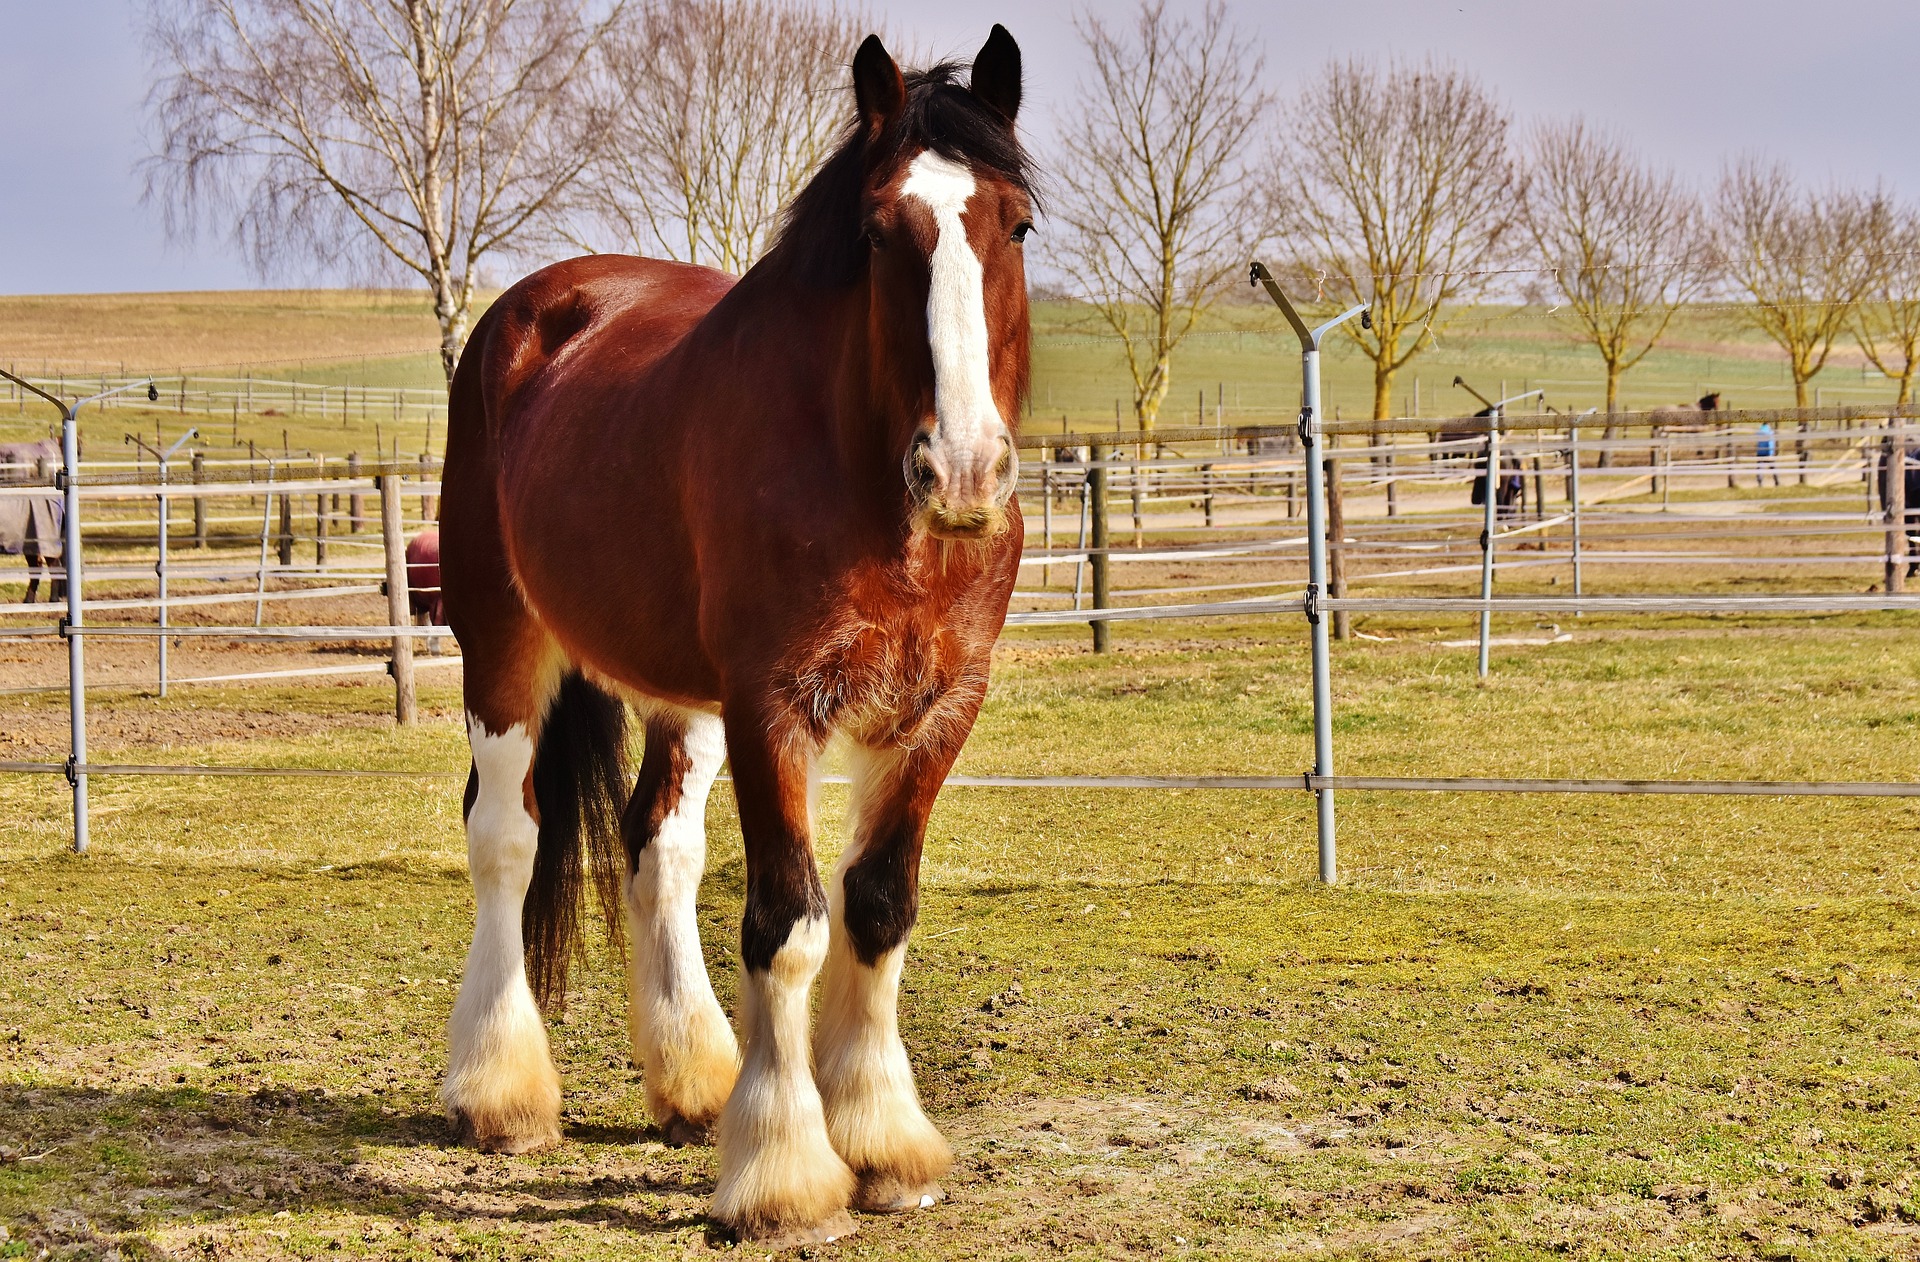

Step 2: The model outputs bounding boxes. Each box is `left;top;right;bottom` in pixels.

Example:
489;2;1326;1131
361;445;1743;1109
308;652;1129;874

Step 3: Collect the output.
4;616;1919;1260
3;290;1911;471
2;287;1916;1258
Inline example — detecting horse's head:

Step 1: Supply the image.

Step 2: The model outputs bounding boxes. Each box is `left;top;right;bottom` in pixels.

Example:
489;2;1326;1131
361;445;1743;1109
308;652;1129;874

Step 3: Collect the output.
830;29;1033;541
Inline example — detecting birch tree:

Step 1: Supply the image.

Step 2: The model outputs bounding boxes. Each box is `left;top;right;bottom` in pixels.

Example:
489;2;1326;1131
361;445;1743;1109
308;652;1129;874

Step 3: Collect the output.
145;0;625;382
1523;119;1705;422
566;0;867;272
1274;58;1516;420
1051;0;1271;433
1714;158;1883;409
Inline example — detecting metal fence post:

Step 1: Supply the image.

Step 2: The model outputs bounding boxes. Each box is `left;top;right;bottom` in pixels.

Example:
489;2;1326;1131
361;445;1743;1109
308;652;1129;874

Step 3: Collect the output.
1128;446;1144;549
1301;352;1337;882
256;459;276;626
277;481;294;567
151;429;195;697
157;456;170;696
381;470;418;725
191;451;206;548
1888;427;1908;595
1040;456;1052;586
1252;262;1366;886
61;410;88;854
1072;474;1089;611
1089;442;1111;653
1570;420;1584;613
1478;415;1501;679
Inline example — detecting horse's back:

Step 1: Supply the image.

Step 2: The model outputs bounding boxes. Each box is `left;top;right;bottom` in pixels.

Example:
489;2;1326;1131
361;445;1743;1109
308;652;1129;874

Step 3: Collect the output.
459;255;734;448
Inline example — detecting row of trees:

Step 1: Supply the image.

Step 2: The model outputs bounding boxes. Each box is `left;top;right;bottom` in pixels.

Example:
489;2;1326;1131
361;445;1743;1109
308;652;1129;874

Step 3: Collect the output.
1067;2;1920;431
143;0;1920;419
146;0;871;381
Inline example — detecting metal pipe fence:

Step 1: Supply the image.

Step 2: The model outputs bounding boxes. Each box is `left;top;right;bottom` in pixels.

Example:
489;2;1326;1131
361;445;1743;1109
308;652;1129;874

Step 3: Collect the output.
6;397;1920;864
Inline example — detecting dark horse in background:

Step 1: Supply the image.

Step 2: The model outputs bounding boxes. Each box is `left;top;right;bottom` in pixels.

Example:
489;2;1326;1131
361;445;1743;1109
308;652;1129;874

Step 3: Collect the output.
1436;380;1526;515
437;30;1031;1246
0;439;64;603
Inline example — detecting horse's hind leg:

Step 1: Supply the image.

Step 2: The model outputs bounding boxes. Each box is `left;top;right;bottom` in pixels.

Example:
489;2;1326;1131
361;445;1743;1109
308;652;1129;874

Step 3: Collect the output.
622;706;738;1142
443;614;567;1154
815;744;953;1213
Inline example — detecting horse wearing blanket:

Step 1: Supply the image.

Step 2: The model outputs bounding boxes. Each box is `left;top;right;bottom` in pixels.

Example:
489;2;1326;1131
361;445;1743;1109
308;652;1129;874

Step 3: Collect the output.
0;440;64;603
437;29;1031;1246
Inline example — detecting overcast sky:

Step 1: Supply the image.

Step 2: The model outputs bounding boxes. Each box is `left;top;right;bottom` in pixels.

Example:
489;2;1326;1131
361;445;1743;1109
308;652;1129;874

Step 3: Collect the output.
4;0;1916;295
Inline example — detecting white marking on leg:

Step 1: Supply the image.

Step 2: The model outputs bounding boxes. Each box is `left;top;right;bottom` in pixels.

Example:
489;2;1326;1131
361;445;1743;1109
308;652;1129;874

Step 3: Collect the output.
902;150;1009;505
442;716;560;1152
626;709;738;1129
816;746;951;1203
713;914;855;1238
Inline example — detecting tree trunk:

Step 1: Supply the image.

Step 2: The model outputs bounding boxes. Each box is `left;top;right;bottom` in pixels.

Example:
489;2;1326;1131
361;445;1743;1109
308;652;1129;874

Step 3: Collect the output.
1136;354;1172;433
434;279;467;386
1372;367;1395;424
1597;364;1622;468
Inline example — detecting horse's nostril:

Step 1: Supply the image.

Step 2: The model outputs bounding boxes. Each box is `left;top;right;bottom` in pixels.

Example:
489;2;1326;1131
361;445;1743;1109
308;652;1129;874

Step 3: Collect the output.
907;435;942;495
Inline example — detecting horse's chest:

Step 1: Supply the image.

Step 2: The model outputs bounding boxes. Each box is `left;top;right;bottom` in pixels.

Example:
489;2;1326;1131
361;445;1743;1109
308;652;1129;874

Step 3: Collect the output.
777;595;983;749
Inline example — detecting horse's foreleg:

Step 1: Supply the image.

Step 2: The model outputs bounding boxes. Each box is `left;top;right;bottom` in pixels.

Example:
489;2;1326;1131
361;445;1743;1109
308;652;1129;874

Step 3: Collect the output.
710;707;854;1246
816;743;953;1213
622;707;738;1143
443;647;565;1154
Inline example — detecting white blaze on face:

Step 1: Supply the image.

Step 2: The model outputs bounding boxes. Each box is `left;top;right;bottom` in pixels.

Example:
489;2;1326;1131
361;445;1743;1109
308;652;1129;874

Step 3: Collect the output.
899;150;1003;481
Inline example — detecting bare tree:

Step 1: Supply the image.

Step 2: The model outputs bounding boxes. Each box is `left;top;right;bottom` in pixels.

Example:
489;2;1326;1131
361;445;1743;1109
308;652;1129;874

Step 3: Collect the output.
565;0;868;273
145;0;625;382
1275;58;1516;421
1051;0;1271;433
1713;157;1883;409
1854;200;1920;409
1523;119;1706;424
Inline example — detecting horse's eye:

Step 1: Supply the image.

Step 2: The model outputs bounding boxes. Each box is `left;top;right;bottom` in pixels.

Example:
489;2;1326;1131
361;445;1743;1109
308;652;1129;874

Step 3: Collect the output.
1011;220;1033;244
862;222;884;250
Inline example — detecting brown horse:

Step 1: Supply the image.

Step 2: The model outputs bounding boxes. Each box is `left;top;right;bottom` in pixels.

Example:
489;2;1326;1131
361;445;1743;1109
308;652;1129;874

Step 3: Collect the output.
438;29;1031;1247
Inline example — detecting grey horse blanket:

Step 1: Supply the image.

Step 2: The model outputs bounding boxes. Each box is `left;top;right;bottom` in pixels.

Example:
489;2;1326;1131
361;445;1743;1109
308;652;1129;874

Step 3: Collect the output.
0;440;62;559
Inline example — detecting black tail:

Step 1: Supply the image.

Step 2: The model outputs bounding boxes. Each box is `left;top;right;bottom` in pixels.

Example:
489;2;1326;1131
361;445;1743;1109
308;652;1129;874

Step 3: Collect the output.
524;672;633;1014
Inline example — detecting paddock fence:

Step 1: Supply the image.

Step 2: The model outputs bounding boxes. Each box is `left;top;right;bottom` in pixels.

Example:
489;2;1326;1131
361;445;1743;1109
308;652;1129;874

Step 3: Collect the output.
3;405;1918;865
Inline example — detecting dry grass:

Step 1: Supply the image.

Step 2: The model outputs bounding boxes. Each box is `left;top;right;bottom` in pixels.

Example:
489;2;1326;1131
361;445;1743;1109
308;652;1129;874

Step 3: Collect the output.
3;623;1920;1260
0;292;448;376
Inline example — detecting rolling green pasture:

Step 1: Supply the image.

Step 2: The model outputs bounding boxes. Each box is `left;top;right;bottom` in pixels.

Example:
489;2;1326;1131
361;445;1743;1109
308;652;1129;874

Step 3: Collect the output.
4;290;1911;470
4;618;1919;1259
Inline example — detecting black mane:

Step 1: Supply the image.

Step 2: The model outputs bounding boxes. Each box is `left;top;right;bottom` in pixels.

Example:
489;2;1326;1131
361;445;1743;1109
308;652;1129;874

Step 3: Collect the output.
768;60;1037;288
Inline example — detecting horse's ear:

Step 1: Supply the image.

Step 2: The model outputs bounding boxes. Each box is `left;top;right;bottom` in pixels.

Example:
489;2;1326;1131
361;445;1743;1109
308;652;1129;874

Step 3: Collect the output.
970;24;1022;124
853;34;905;132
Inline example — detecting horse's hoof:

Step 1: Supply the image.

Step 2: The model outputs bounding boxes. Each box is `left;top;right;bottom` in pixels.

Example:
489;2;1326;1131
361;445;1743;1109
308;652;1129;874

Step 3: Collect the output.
853;1173;945;1214
730;1209;857;1250
449;1107;558;1155
661;1113;713;1148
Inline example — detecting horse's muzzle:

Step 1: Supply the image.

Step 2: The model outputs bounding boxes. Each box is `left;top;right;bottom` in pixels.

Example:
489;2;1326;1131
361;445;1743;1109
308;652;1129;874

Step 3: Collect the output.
906;426;1018;540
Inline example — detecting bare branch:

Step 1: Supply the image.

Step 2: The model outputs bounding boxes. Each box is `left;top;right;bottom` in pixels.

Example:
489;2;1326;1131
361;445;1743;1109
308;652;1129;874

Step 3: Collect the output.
560;0;869;274
1854;200;1920;409
1712;157;1885;409
143;0;627;382
1048;0;1272;432
1521;118;1706;416
1272;57;1516;420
